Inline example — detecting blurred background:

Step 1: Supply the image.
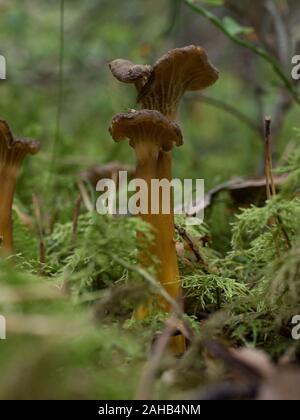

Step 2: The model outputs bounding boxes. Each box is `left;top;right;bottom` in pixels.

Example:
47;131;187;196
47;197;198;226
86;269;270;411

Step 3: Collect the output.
1;0;299;195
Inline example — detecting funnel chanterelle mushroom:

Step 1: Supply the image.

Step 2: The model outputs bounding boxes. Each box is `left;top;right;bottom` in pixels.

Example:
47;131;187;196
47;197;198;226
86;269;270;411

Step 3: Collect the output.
110;45;219;119
0;120;40;253
109;47;219;353
109;110;183;310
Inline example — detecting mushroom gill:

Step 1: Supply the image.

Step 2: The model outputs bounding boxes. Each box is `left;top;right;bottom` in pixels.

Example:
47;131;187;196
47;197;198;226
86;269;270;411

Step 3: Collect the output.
0;120;40;254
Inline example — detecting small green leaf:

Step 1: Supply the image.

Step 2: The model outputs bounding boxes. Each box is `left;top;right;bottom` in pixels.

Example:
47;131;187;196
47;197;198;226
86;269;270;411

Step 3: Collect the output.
201;0;224;5
222;16;254;36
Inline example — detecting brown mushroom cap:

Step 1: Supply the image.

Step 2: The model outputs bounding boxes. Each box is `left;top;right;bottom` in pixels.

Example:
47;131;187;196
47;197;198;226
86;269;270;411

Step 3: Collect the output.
109;110;183;152
109;45;219;118
109;59;152;85
0;120;40;165
139;45;218;96
138;46;219;117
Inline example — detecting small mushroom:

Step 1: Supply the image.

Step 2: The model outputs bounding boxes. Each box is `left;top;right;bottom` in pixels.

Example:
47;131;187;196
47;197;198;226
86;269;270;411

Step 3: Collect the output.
109;45;219;119
79;161;135;188
0;120;40;254
109;110;183;313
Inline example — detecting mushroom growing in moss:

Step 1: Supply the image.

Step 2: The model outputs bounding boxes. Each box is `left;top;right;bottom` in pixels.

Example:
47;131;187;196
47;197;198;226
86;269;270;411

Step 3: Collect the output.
0;120;40;254
109;110;183;310
109;46;219;353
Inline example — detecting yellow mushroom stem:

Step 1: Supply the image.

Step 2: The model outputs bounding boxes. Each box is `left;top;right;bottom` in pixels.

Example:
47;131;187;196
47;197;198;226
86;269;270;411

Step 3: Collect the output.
155;149;186;353
134;143;185;355
0;166;17;253
130;139;181;314
155;150;182;310
109;110;185;354
133;138;162;319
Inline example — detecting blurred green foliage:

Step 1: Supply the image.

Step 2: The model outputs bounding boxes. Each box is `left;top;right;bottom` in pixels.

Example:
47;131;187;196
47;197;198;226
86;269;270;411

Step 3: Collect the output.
1;0;298;206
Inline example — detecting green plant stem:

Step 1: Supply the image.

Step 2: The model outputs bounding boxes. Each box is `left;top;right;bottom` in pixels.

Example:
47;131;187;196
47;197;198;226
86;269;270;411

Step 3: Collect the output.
184;0;300;105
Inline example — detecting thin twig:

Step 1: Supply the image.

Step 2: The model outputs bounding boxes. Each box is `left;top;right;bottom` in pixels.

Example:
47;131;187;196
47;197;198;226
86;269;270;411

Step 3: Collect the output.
71;194;82;245
13;204;34;231
264;118;281;256
77;181;94;212
264;117;274;199
264;118;291;250
32;194;46;274
175;224;210;273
